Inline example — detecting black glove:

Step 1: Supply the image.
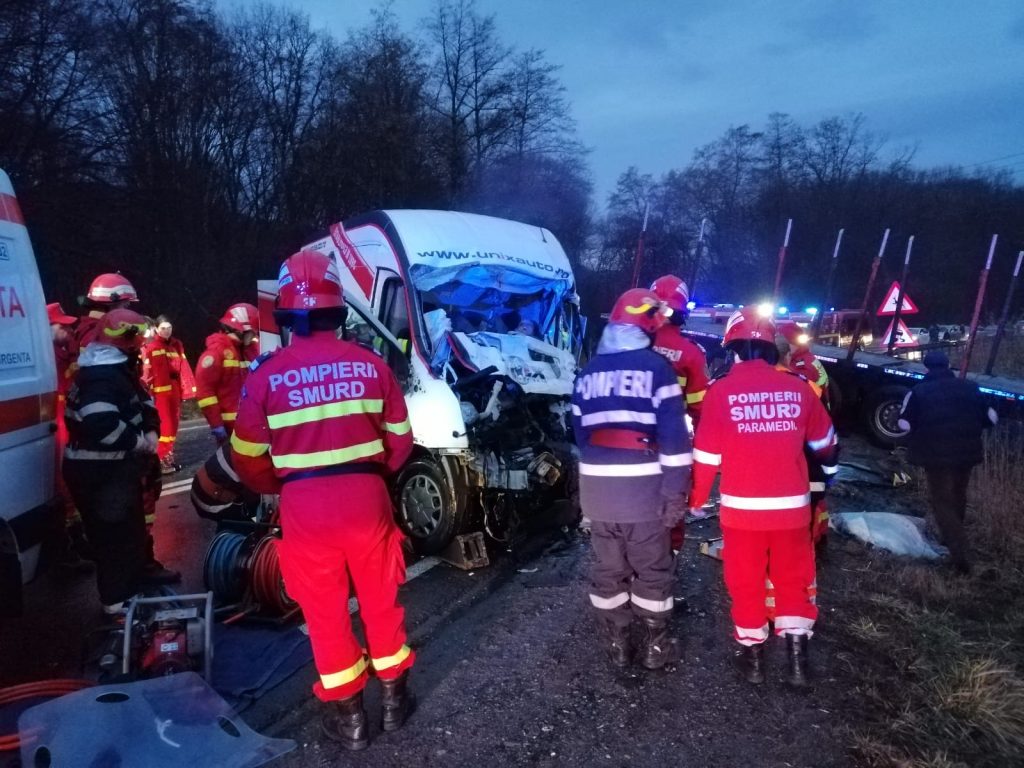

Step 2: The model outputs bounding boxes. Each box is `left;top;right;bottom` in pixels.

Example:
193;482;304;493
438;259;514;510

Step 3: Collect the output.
660;497;688;528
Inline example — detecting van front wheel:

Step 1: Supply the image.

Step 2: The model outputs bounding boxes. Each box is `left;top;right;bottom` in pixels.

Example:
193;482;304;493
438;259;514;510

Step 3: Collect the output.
394;459;464;555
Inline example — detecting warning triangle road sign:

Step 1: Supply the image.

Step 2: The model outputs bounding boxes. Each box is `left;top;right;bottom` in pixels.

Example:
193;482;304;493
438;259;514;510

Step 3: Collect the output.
877;281;919;316
880;318;918;347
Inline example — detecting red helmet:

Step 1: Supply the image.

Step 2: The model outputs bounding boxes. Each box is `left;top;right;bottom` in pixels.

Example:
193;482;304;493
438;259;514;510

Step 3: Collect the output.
87;273;138;304
609;288;665;334
47;302;76;326
777;321;810;348
99;309;148;351
220;303;258;334
650;275;689;313
723;307;777;346
276;250;344;311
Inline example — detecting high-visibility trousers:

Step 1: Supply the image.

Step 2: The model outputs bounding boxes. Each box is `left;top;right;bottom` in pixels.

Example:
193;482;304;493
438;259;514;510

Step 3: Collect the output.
722;525;817;646
153;386;182;461
277;473;414;702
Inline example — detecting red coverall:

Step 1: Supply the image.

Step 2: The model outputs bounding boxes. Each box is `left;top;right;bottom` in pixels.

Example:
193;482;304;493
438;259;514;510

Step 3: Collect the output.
652;324;709;426
195;333;254;436
231;331;415;702
142;336;195;460
74;310;106;348
690;360;837;645
652;324;709;549
788;348;829;393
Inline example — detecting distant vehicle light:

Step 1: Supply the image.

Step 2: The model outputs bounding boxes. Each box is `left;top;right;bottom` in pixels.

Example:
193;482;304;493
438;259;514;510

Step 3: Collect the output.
757;302;774;318
861;334;874;345
797;333;810;345
777;306;789;315
805;307;818;316
686;301;697;311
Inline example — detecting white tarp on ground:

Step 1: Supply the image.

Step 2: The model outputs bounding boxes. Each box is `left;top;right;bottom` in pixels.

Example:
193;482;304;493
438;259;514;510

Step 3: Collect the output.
831;511;948;560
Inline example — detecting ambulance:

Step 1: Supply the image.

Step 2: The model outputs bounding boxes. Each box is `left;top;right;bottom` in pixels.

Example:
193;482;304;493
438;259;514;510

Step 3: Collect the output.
0;170;57;612
259;210;584;553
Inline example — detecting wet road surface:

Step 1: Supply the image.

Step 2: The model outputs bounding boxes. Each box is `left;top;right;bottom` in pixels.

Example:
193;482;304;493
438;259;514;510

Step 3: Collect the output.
2;423;882;767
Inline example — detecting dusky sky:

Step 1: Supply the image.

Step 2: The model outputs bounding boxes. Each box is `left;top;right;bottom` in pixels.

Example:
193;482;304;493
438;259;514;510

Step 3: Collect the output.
223;0;1024;203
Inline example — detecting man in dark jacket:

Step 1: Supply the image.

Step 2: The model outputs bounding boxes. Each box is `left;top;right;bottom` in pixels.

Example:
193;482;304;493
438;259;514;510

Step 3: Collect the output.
898;351;997;573
64;309;163;614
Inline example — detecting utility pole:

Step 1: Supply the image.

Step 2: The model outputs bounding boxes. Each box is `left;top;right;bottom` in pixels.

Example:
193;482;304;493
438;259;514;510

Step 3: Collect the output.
688;217;707;297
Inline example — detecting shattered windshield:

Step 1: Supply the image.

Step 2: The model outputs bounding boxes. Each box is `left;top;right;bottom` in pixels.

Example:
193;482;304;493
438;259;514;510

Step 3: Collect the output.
410;262;580;356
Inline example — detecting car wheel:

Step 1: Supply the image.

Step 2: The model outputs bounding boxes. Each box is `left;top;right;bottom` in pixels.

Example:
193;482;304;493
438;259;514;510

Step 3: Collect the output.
394;459;466;555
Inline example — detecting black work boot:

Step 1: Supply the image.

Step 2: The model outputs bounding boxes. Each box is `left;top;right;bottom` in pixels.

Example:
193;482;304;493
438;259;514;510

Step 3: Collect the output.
785;633;811;688
603;622;632;668
321;692;369;750
141;534;181;585
737;643;765;685
380;670;415;732
639;617;679;670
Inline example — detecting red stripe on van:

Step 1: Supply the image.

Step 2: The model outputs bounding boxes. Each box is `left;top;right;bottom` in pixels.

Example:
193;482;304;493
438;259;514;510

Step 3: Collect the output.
0;392;55;436
257;291;279;334
330;222;374;298
0;192;25;225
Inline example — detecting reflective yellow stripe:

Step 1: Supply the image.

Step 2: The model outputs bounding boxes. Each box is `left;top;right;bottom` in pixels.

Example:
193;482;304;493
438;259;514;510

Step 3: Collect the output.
384;418;411;436
371;644;411;671
222;359;248;368
167;352;180;359
152;385;173;393
230;432;269;457
272;439;384;469
267;399;383;430
144;514;156;525
320;657;368;689
198;396;218;408
149;349;167;356
158;436;175;443
221;412;237;422
676;375;688;387
686;390;706;405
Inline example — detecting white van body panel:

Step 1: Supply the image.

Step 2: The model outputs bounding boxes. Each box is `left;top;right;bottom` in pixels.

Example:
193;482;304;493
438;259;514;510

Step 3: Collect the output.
0;169;57;584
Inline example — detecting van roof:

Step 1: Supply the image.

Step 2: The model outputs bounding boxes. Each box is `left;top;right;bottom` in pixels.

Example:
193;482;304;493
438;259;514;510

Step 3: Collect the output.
379;209;573;284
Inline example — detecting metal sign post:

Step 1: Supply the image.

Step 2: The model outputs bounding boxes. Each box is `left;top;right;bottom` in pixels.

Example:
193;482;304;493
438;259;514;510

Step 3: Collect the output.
960;234;998;379
772;218;793;304
811;228;843;342
985;250;1024;375
846;228;890;362
887;236;915;354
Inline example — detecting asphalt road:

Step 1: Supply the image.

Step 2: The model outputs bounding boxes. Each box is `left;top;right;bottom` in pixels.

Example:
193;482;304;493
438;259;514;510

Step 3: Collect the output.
2;423;864;767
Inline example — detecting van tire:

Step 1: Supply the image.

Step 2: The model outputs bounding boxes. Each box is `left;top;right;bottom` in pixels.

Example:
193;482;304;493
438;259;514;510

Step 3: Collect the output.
862;385;910;446
394;459;466;555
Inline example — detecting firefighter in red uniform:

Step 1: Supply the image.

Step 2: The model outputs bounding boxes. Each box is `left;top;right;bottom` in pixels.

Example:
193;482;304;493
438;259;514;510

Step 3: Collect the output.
650;275;709;551
777;322;831;552
231;251;415;751
777;322;829;394
142;315;195;473
690;308;837;687
75;273;139;348
650;275;709;426
49;302;85;563
195;303;259;445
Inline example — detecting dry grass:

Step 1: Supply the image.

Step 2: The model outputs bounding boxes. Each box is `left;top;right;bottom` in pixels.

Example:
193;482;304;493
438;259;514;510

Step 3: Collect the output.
960;334;1024;378
840;426;1024;767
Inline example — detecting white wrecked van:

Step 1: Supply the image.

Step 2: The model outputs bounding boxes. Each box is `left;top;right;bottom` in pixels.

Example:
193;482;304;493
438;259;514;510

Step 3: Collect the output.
0;170;57;612
259;210;583;553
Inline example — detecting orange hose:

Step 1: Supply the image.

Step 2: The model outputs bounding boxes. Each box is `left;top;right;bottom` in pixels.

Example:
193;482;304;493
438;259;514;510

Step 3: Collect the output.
0;679;94;751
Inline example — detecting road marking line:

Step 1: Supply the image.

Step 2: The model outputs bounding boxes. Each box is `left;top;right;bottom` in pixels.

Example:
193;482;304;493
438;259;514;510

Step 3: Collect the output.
163;478;193;490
